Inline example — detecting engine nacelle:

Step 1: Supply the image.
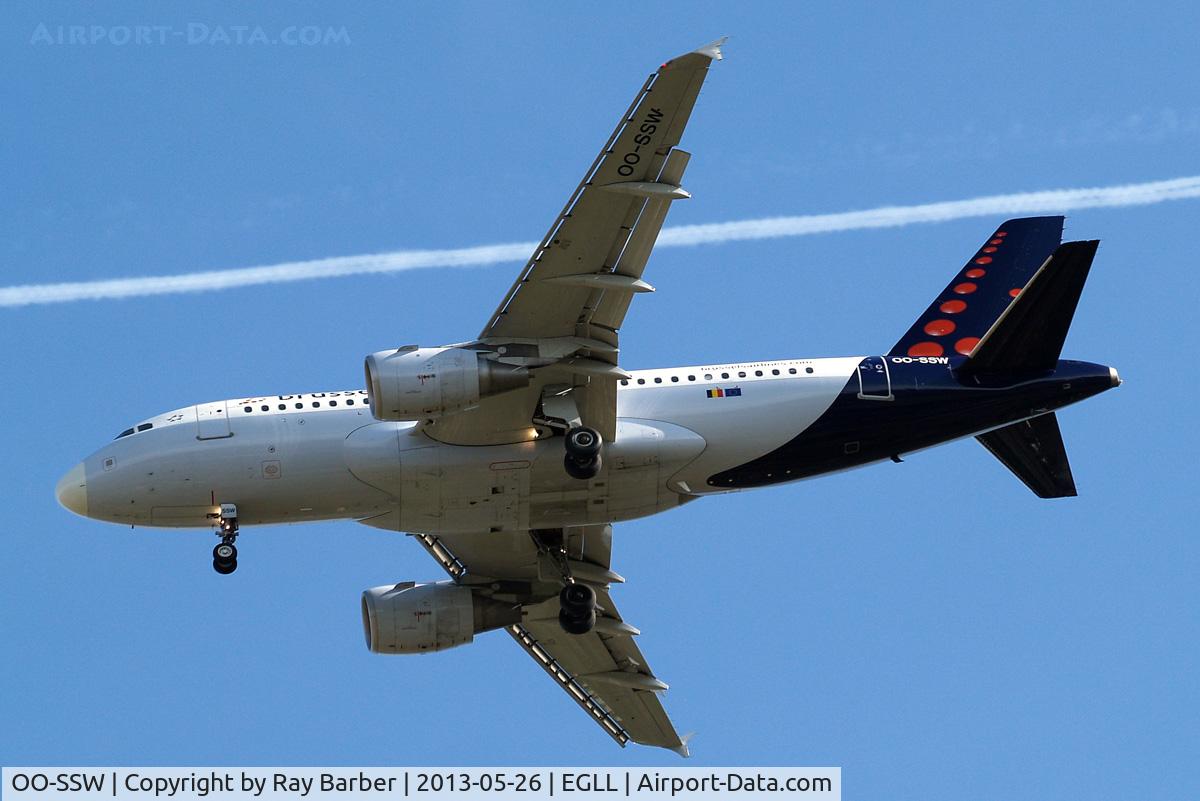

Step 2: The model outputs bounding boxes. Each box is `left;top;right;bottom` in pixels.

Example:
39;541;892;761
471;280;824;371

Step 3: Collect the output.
361;581;520;654
364;346;529;421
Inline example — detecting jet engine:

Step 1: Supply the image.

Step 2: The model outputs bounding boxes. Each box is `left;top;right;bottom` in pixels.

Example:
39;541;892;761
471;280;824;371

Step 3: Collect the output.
361;581;521;654
364;346;529;421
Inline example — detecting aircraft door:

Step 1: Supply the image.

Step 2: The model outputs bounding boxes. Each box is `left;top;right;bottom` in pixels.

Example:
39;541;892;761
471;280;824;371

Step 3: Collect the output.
196;401;232;439
856;356;893;400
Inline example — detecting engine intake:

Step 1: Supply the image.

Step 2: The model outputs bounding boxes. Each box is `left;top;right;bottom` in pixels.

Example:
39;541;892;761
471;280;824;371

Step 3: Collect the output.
361;581;520;654
364;346;529;421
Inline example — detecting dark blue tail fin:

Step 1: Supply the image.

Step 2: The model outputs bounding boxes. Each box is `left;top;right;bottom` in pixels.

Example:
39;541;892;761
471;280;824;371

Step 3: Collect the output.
959;240;1099;375
889;217;1064;359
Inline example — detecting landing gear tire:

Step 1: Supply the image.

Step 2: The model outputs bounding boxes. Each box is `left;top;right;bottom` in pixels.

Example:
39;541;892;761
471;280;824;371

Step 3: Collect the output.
213;542;237;574
565;426;602;458
564;453;602;480
558;582;597;635
561;583;596;610
559;608;596;635
563;426;603;480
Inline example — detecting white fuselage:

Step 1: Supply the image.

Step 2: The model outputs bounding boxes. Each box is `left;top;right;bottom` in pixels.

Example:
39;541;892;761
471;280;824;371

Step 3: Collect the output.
66;357;863;534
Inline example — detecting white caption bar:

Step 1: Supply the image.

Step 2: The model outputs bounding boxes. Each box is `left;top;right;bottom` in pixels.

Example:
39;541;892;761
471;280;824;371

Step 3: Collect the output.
3;768;840;801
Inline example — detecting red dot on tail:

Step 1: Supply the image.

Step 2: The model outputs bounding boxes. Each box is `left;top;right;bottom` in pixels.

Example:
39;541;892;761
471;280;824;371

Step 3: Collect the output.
955;337;981;355
965;268;986;278
988;239;1003;245
924;319;956;336
953;282;978;294
940;299;967;313
909;342;944;357
1009;287;1022;298
973;256;993;265
995;231;1008;237
982;246;997;253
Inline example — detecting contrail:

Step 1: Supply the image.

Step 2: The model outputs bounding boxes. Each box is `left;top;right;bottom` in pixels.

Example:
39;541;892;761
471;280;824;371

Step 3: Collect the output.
4;174;1199;308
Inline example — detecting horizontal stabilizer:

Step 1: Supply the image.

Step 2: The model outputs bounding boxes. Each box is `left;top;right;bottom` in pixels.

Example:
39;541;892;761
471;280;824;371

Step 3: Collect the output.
976;413;1077;498
961;240;1099;374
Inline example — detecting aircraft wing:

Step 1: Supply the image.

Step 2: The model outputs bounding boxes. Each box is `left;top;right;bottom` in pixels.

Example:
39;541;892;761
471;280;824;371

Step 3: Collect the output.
410;525;689;755
425;40;723;447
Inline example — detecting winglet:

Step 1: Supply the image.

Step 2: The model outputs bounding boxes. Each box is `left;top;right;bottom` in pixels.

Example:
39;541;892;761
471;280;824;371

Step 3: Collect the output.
693;37;728;61
662;37;728;70
671;732;696;758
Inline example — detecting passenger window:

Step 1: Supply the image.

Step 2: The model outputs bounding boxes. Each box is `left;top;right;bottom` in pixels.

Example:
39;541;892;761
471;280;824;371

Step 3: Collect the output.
755;370;763;377
789;368;797;374
294;402;303;409
688;375;696;381
278;404;286;410
671;376;679;382
313;401;321;407
721;372;729;379
137;423;152;432
637;378;645;385
330;400;338;406
261;405;269;412
738;371;746;378
806;367;814;374
704;374;713;380
347;398;355;405
654;377;662;384
243;407;252;413
621;379;629;386
772;369;780;375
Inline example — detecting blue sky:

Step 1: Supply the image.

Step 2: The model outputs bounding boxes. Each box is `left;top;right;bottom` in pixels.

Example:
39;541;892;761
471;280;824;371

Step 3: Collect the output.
2;2;1197;799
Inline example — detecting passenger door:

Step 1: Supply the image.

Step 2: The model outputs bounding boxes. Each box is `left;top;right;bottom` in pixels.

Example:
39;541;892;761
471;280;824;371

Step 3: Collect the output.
196;401;232;439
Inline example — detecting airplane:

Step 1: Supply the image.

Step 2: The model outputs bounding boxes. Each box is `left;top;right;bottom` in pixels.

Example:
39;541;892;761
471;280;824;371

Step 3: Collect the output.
55;39;1120;755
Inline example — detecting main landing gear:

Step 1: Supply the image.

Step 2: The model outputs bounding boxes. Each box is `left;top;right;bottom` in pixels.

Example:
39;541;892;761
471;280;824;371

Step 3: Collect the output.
559;582;597;635
530;528;600;636
210;503;239;574
563;425;603;480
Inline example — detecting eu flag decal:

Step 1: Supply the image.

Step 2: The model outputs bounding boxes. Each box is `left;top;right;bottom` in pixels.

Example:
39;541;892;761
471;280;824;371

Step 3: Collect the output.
706;386;742;398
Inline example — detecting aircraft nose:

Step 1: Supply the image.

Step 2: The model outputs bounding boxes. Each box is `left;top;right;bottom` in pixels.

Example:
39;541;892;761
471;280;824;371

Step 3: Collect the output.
56;462;88;517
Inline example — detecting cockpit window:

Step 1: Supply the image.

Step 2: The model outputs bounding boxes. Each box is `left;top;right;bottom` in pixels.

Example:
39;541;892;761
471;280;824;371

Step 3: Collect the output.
137;423;153;432
115;428;135;439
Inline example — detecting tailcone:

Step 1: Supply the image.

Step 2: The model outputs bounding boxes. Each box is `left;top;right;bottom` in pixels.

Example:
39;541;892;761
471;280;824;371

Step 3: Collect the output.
1052;359;1121;403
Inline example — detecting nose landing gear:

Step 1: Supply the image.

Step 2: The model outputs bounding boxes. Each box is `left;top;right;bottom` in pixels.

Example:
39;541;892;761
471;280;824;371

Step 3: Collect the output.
209;503;239;574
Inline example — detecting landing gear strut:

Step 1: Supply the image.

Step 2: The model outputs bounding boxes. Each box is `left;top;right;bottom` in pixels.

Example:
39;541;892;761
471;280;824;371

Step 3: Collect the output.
530;529;599;635
210;503;239;574
563;426;603;480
